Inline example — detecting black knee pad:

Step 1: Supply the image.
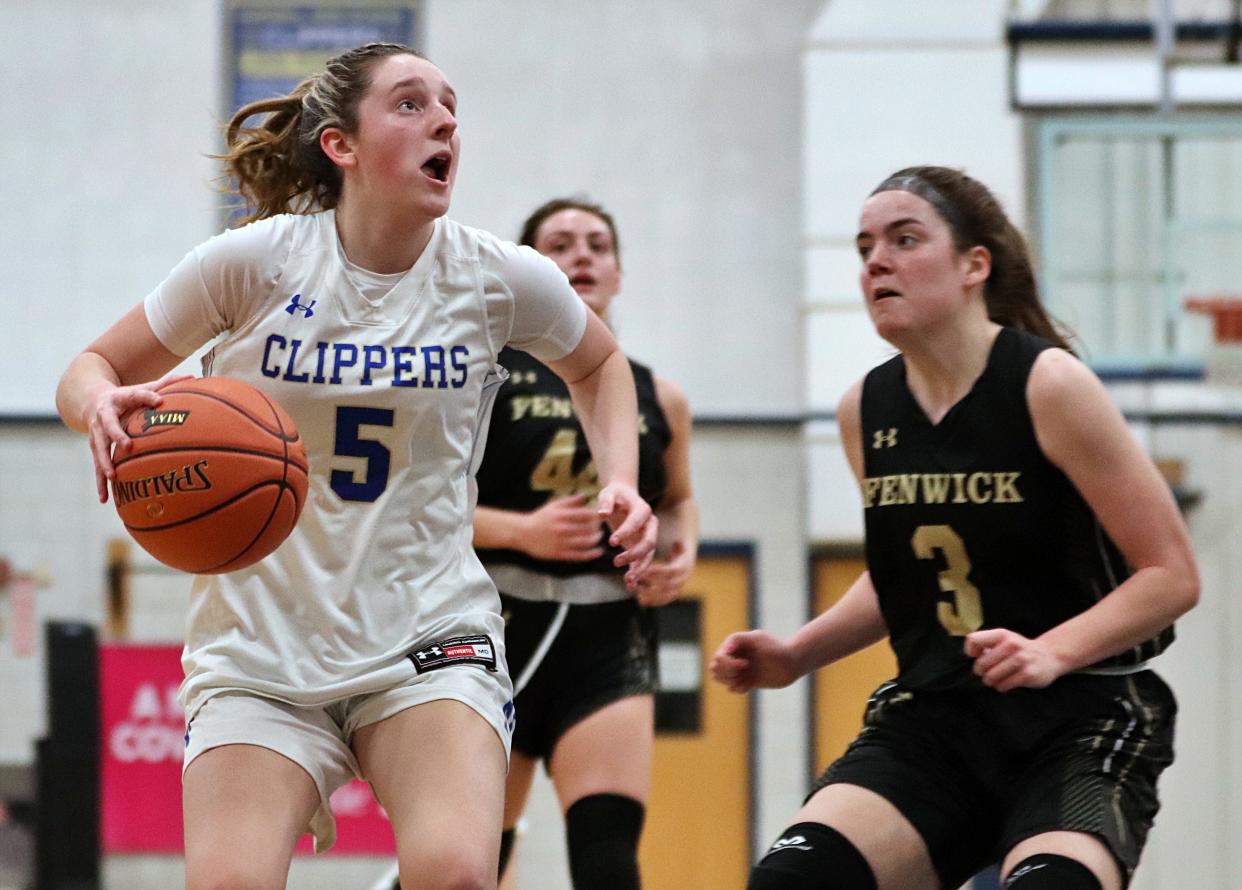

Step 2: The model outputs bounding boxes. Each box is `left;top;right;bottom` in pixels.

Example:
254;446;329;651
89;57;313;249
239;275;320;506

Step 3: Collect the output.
1003;853;1103;890
497;827;517;876
564;793;645;890
748;822;876;890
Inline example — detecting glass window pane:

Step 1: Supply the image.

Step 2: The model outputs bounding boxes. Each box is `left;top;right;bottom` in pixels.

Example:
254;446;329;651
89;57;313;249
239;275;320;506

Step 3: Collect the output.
1040;120;1242;369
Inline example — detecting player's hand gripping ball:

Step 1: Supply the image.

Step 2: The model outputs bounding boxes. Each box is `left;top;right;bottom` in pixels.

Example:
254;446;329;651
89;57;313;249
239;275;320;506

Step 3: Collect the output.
112;377;308;574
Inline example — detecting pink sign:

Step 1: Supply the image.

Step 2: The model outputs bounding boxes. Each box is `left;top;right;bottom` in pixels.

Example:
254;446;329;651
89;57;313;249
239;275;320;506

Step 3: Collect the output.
100;643;395;854
100;644;186;852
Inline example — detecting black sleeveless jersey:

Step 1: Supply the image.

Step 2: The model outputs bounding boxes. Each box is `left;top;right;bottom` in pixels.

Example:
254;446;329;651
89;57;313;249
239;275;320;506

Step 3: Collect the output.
861;327;1173;691
474;346;671;577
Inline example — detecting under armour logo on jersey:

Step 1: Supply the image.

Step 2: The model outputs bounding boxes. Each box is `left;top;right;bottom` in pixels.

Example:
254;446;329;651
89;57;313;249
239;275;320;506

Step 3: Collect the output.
285;294;316;317
503;700;516;734
768;834;814;853
872;427;898;449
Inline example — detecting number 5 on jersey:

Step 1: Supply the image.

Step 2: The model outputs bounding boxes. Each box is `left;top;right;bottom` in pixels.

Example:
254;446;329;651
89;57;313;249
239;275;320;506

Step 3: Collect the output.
332;407;394;502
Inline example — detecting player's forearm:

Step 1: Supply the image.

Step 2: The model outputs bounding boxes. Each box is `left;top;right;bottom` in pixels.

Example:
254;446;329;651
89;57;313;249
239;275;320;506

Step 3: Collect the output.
657;497;700;559
472;505;528;551
787;573;889;676
56;352;121;433
565;348;639;489
1036;565;1199;673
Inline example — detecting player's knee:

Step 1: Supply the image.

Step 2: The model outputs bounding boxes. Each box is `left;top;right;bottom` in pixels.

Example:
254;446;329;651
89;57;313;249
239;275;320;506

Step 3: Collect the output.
189;863;289;890
402;849;493;890
747;823;876;890
1003;853;1103;890
422;869;491;890
186;846;291;890
564;793;644;890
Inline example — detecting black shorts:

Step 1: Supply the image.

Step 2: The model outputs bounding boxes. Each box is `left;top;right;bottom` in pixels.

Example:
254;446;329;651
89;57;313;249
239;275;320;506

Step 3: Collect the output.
810;671;1176;888
500;592;658;761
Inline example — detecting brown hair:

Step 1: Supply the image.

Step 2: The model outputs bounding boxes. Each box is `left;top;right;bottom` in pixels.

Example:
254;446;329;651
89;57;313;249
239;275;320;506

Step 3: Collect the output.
219;43;425;224
519;197;621;267
872;166;1074;352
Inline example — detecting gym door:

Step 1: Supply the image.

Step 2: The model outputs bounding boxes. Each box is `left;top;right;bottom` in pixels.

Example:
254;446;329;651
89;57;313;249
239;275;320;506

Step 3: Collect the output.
640;547;753;888
810;550;896;772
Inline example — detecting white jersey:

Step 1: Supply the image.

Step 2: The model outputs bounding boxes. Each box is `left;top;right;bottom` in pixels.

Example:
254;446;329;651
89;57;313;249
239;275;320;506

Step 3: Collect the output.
144;210;587;719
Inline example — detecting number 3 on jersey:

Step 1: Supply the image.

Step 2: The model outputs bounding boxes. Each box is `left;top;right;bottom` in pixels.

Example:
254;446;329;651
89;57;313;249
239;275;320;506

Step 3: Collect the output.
530;429;599;499
911;524;983;636
331;407;394;502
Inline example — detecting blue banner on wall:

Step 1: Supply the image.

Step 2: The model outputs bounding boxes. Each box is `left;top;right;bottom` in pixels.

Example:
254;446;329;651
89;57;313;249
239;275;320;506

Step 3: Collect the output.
229;5;417;114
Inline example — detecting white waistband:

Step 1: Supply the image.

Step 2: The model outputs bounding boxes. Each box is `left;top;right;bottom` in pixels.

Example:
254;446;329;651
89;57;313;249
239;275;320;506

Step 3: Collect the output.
1075;661;1151;676
483;563;631;604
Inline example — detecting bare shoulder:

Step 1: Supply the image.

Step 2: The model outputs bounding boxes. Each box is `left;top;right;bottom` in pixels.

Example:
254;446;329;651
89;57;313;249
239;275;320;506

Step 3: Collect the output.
1027;347;1130;467
1026;346;1106;407
837;378;866;481
654;374;691;421
837;377;864;432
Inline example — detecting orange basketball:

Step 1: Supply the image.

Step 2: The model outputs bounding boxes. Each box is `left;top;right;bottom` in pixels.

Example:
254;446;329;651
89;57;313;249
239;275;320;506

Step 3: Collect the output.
112;377;308;574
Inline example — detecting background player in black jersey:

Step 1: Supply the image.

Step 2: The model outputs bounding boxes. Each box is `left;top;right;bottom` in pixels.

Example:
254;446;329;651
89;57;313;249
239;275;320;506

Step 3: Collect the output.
711;166;1199;890
474;198;698;890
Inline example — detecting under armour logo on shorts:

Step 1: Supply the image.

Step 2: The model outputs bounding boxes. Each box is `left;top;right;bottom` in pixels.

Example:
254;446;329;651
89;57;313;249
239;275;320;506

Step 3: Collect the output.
407;634;498;673
769;834;814;853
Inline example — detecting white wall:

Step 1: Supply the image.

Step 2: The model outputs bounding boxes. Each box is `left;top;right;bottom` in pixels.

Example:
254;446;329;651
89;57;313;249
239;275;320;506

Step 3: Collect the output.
0;0;818;419
425;0;820;417
0;0;223;416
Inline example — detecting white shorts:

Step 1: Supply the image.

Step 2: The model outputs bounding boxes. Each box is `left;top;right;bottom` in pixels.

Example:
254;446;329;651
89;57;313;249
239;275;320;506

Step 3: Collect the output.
182;664;514;853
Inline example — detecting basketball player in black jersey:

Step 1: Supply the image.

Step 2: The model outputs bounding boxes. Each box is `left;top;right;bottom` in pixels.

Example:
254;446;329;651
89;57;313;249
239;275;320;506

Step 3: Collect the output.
473;198;698;889
712;167;1199;890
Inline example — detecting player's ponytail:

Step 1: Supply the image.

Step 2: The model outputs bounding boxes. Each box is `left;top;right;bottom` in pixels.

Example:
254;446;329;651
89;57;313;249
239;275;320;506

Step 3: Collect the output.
871;166;1075;353
219;42;424;225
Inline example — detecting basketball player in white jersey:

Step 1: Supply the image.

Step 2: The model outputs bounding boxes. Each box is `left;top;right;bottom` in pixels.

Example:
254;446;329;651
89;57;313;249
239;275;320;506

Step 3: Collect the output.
55;43;657;890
